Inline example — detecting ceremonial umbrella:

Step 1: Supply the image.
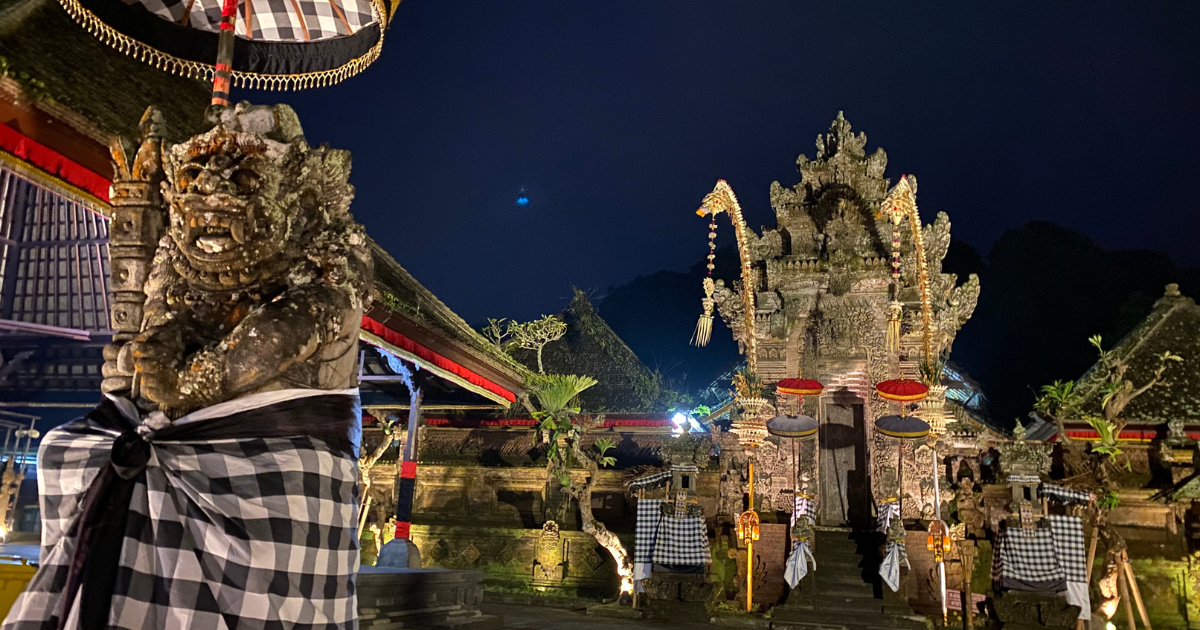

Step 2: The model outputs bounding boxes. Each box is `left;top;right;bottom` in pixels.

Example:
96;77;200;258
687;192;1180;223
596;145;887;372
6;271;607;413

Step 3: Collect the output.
874;414;930;439
57;0;402;105
875;379;929;403
766;414;819;439
767;413;818;529
776;378;824;397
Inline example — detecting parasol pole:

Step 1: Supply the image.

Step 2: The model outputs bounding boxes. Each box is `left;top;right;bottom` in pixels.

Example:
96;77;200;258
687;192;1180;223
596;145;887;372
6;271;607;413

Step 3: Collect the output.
933;450;946;625
212;0;239;108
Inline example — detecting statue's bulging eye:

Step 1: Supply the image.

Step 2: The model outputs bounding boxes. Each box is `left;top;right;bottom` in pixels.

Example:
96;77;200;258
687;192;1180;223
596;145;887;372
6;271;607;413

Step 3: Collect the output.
232;169;261;195
178;165;203;191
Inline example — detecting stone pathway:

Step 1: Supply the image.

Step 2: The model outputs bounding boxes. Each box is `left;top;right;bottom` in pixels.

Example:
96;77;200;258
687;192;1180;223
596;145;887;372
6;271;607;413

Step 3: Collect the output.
483;604;715;630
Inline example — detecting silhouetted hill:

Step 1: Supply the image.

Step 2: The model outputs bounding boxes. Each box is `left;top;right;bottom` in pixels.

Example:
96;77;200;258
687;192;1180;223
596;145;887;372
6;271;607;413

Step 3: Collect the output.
594;246;742;397
950;221;1200;426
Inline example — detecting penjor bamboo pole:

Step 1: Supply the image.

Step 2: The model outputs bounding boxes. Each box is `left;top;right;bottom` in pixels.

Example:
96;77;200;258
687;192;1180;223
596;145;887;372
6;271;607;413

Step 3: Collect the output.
747;459;754;612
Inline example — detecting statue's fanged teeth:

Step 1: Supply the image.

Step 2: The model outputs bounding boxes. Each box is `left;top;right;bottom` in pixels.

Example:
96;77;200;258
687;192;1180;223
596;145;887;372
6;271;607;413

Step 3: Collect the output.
230;219;245;244
188;213;246;253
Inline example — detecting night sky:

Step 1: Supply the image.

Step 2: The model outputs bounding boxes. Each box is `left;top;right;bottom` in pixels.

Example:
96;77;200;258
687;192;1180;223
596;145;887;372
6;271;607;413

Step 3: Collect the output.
275;1;1199;325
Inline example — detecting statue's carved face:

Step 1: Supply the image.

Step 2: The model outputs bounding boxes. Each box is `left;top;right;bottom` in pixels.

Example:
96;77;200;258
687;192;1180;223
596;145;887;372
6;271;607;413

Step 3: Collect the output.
164;130;295;287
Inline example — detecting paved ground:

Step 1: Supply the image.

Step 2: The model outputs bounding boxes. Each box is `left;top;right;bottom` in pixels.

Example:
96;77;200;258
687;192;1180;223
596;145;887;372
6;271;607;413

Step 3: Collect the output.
483;603;717;630
0;549;739;629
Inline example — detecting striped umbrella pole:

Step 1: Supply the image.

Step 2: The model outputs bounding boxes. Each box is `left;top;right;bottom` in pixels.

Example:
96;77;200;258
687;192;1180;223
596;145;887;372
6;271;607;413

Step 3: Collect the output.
393;389;422;540
211;0;238;108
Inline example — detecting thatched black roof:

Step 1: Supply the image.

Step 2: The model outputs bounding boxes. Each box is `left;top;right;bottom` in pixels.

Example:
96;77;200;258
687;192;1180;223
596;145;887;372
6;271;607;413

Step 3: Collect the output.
1075;284;1199;427
512;289;675;413
0;0;210;142
368;239;530;382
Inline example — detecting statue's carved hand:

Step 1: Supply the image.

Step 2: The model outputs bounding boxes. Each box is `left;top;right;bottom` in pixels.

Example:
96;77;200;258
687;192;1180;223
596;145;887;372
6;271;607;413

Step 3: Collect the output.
130;325;188;407
101;342;134;394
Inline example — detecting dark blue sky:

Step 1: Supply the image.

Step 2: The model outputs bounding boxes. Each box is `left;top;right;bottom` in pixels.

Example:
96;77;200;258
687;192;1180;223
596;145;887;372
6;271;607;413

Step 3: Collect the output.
276;1;1199;324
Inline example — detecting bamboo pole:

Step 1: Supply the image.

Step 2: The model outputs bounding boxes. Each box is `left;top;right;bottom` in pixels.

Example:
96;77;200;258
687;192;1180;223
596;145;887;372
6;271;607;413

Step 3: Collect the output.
1121;556;1151;630
1117;567;1137;630
1085;525;1100;584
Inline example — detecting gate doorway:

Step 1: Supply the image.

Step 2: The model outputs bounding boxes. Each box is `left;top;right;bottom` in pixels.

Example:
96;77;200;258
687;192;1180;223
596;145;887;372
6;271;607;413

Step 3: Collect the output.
818;387;872;527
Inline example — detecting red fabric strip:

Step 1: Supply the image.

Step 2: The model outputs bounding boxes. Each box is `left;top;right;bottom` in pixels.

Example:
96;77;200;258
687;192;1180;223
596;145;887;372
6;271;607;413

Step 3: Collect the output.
394;521;411;539
361;316;516;403
419;417;670;429
0;124;110;202
400;461;417;478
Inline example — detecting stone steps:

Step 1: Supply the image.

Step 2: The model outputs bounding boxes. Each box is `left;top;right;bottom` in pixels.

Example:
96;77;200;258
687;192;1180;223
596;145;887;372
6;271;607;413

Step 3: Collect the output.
773;529;925;630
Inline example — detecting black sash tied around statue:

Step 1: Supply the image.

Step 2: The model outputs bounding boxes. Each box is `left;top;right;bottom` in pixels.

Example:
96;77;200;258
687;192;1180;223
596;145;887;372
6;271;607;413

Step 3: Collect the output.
2;390;362;630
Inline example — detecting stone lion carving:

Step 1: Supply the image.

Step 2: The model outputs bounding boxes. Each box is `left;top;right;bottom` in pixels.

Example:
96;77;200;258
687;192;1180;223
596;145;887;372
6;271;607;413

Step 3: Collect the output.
105;103;372;416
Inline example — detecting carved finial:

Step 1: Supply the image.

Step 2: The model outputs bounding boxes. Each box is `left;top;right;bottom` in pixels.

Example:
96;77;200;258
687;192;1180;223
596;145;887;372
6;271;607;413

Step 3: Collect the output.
1012;419;1026;441
1164;283;1181;298
815;114;867;160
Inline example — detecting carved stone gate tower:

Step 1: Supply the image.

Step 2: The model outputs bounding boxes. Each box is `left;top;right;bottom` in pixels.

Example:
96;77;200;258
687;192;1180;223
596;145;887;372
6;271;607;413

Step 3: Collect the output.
713;114;980;525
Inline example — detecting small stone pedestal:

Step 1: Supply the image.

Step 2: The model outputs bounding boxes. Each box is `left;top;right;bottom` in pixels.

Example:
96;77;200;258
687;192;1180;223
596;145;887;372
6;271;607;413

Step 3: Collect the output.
357;567;502;629
641;570;712;622
992;591;1080;630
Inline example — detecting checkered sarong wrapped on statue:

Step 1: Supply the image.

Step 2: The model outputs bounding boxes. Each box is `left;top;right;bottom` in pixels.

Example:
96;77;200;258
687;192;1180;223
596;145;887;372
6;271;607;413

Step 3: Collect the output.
1;390;362;630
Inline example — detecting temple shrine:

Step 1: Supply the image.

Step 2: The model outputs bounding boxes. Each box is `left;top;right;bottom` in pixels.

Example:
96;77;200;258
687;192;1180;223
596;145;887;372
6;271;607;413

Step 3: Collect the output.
0;8;1196;623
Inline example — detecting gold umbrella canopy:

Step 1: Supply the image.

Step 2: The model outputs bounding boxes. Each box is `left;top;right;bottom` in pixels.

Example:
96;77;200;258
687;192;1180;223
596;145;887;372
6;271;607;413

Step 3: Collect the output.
58;0;402;90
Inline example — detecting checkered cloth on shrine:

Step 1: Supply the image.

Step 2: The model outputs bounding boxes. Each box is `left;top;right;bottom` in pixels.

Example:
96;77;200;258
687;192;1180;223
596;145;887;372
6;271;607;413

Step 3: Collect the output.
136;0;377;42
991;519;1066;591
1047;515;1088;584
2;390;361;630
1040;484;1091;506
635;499;711;566
629;471;672;492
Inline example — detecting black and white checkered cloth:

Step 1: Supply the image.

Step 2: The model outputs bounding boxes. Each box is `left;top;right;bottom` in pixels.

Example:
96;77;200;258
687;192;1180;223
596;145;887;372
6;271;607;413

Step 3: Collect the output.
136;0;377;42
876;499;900;533
991;519;1065;591
792;496;816;525
1047;515;1087;584
1040;484;1091;506
2;391;361;630
634;499;710;566
629;471;672;492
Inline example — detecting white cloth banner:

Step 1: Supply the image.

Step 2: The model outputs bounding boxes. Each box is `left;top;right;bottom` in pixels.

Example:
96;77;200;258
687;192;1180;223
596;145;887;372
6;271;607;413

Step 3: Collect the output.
1065;581;1090;621
880;541;909;593
784;541;815;589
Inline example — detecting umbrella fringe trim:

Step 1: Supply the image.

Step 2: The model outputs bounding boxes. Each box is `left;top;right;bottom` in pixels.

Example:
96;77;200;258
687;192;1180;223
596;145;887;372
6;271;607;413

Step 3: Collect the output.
56;0;387;91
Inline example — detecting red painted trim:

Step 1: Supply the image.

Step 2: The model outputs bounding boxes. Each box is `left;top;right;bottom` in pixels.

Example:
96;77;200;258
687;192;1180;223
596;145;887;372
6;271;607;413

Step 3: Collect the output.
422;417;671;429
0;123;110;202
394;522;411;539
1062;427;1200;442
400;461;417;478
361;316;516;403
